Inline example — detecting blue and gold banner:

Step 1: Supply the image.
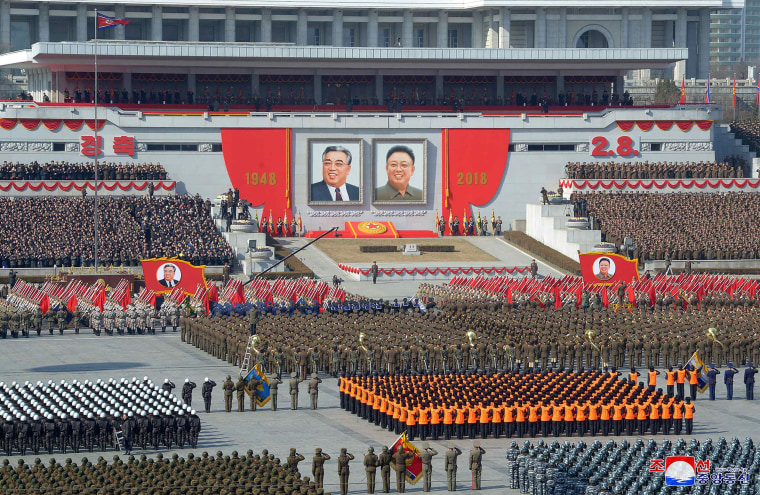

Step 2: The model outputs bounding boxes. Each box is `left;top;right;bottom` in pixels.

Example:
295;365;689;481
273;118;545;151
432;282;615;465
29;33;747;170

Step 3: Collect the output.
244;364;271;407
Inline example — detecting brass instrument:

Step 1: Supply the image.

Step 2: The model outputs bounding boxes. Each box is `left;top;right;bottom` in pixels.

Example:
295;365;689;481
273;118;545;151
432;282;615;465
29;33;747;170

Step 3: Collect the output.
249;335;262;355
466;331;478;348
707;327;724;349
585;329;600;352
358;332;369;353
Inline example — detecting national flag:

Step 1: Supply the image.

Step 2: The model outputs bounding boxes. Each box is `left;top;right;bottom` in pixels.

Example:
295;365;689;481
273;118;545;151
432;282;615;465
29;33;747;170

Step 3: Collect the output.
268;211;274;235
389;433;423;485
448;210;454;234
680;76;686;105
685;352;709;393
297;210;302;234
756;77;759;107
141;257;208;295
243;364;271;407
463;209;468;236
96;13;130;30
284;210;289;236
705;75;711;103
477;211;483;232
733;77;736;108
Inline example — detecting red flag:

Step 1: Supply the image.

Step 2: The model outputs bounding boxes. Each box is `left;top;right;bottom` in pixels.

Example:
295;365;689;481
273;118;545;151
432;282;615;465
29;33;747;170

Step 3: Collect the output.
579;252;640;285
733;77;736;108
626;286;637;307
389;433;423;485
680;76;686;105
97;13;130;29
141;258;208;295
601;289;609;308
553;286;562;310
575;285;583;310
649;285;656;307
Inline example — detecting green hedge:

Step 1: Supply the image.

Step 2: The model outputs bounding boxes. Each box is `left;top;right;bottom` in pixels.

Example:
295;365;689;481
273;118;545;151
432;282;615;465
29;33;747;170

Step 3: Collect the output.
359;246;399;253
503;231;582;275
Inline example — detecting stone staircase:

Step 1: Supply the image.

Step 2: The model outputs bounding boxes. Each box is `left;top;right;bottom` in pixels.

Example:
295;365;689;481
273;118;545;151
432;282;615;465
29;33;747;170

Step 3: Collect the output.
714;124;758;178
210;206;273;277
525;203;601;262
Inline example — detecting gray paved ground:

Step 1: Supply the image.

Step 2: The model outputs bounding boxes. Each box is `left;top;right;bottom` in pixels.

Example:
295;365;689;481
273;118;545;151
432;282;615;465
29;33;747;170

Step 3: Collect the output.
276;236;563;301
1;330;759;493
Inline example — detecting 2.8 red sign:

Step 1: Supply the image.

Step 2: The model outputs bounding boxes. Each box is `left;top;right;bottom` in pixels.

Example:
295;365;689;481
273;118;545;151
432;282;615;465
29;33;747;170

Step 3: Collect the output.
590;136;640;158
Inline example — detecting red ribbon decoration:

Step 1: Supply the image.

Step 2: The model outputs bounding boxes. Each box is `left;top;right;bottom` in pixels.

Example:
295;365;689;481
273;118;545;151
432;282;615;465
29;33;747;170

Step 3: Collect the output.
636;121;654;131
0;181;176;192
339;264;529;277
0;119;16;130
559;179;760;191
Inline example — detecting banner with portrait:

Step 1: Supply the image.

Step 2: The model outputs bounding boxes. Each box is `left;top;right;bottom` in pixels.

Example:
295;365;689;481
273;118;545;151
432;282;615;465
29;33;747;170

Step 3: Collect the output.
579;252;640;285
372;139;427;205
307;138;363;205
141;257;208;295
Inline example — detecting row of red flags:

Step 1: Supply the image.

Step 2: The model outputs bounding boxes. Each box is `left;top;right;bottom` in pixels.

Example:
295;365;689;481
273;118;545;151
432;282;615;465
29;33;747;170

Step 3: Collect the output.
244;278;333;304
450;273;760;310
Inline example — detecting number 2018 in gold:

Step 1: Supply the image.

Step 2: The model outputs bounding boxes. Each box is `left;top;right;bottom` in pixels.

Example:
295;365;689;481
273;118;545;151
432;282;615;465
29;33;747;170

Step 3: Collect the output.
245;172;277;186
457;172;488;185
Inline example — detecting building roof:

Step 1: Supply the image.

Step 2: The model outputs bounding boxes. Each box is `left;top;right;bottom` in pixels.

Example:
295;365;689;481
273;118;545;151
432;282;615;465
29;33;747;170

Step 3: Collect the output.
0;42;689;74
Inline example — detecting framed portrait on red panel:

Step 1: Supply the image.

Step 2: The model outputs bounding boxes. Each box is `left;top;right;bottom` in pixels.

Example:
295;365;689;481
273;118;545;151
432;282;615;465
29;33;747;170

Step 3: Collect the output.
372;139;427;205
308;139;363;206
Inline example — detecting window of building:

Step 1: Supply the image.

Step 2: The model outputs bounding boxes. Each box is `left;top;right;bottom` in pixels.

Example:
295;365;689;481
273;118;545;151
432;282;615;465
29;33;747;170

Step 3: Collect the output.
343;27;355;47
448;29;458;48
414;28;425;47
308;26;321;45
52;143;66;152
380;27;391;47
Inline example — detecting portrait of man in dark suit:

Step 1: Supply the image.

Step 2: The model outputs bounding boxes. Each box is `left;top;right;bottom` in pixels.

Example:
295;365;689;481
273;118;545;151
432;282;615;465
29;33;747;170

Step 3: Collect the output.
310;145;360;203
594;257;615;281
158;263;181;287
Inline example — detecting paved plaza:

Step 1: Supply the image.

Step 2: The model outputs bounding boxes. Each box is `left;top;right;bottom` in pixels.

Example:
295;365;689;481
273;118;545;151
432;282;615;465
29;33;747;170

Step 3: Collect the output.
1;320;759;493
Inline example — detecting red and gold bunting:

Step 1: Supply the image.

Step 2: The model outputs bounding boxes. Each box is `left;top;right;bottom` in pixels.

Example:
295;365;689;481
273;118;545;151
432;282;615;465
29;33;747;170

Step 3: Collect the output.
19;119;40;130
259;74;312;84
695;121;713;131
616;121;635;131
636;121;654;131
656;121;674;131
0;119;16;130
65;72;122;81
675;121;694;131
43;120;62;131
85;120;106;131
64;120;84;131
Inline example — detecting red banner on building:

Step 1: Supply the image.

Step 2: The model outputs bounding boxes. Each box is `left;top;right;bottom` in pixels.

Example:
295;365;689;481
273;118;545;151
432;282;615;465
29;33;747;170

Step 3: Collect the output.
141;258;207;295
579;252;639;285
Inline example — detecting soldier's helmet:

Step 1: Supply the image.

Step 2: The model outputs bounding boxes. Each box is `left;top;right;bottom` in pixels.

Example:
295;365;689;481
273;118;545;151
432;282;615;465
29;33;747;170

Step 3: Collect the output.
315;448;322;454
368;447;374;453
340;448;347;454
226;375;231;380
382;446;389;452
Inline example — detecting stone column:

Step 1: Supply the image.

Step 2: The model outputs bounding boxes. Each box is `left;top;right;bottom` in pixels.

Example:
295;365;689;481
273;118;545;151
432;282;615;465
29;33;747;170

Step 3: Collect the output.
367;10;378;47
698;9;710;79
113;4;126;40
499;7;510;48
314;74;322;104
621;7;629;48
535;8;546;48
673;8;687;82
471;10;483;48
332;9;343;46
0;0;10;51
558;7;567;48
151;5;163;41
297;9;307;45
402;10;413;47
437;11;448;48
251;73;259;98
487;11;497;48
39;3;50;43
225;7;236;42
76;3;87;42
261;8;272;43
123;72;133;97
188;6;200;42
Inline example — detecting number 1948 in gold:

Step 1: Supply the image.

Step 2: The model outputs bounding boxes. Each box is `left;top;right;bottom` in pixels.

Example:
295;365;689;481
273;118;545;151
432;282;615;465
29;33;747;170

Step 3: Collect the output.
244;172;277;186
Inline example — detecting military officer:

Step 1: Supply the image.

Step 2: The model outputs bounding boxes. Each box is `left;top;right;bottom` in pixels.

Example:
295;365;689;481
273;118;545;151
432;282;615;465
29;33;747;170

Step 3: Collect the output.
378;445;393;493
364;446;379;493
312;447;331;490
337;447;355;495
308;372;322;409
469;442;486;490
445;443;462;491
392;444;414;493
419;441;439;492
289;372;303;410
201;377;216;413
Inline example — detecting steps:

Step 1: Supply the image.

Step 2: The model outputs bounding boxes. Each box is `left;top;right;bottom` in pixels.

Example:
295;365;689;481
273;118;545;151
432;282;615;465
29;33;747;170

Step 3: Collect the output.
210;205;273;277
525;203;601;262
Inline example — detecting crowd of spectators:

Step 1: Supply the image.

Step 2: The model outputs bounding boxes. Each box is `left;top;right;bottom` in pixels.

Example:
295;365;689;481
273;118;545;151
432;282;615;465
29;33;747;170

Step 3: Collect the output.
0;161;168;181
582;191;760;260
565;158;747;180
730;120;760;155
0;195;233;268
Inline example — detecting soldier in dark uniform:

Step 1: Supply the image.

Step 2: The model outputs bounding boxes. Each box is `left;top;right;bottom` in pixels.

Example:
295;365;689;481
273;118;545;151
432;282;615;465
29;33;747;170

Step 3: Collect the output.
378;445;393;493
745;362;758;400
337;447;355;495
268;375;282;411
188;410;201;448
235;377;246;412
223;375;235;412
201;377;216;413
312;447;331;490
84;413;96;452
182;378;197;406
56;307;67;334
364;446;379;493
247;375;262;411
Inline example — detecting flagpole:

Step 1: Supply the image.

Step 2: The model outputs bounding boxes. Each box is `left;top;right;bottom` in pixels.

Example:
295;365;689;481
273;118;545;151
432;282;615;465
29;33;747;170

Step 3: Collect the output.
93;8;100;273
